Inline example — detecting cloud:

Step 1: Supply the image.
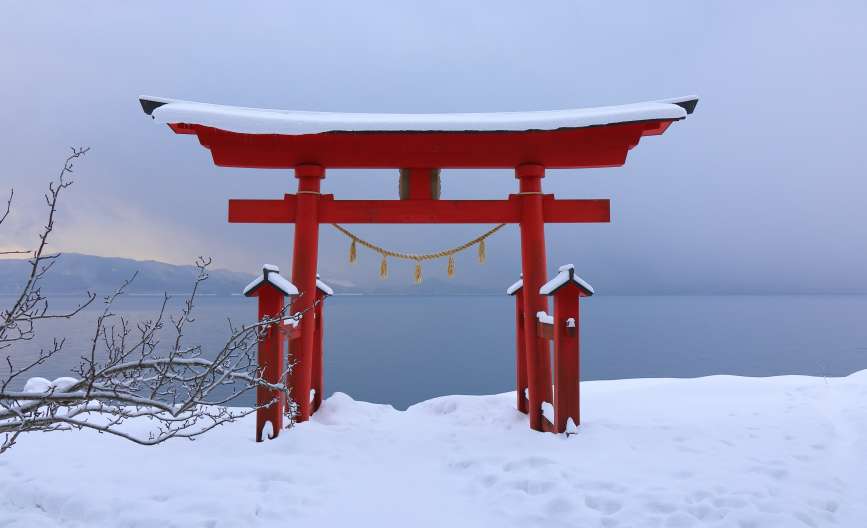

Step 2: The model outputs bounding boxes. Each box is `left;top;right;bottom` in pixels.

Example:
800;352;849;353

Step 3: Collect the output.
2;1;866;291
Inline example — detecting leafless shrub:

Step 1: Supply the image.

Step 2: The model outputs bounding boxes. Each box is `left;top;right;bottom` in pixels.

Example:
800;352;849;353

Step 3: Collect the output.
1;149;297;454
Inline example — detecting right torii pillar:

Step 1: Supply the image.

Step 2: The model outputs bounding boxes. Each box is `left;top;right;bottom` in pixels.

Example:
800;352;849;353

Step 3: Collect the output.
289;164;325;423
516;163;553;431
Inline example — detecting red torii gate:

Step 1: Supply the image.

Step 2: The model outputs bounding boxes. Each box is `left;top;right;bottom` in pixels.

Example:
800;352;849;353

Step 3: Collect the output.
140;95;697;433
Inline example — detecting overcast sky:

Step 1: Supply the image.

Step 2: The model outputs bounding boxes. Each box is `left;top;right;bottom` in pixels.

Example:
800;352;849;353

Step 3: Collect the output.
1;1;865;292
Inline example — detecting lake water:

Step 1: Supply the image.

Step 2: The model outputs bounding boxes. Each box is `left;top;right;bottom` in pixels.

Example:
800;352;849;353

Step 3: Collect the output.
6;294;867;409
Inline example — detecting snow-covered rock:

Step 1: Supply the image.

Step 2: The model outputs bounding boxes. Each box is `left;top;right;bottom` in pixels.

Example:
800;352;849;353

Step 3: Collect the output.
22;376;79;393
22;377;52;394
51;377;80;392
2;371;866;527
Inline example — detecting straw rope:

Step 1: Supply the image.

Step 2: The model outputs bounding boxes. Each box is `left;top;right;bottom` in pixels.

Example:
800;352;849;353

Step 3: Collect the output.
331;223;506;282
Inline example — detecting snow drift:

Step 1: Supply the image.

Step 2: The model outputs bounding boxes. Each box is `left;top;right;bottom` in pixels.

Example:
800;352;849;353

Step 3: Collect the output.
1;371;865;527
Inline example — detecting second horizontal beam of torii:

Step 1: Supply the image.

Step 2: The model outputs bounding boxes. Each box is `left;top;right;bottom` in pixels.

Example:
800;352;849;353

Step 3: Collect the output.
228;194;610;224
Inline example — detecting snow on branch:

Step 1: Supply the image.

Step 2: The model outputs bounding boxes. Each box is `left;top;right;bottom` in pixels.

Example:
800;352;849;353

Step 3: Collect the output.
1;259;302;453
0;150;301;454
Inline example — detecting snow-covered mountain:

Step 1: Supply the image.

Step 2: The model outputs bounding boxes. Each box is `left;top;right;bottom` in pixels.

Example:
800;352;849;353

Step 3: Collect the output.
0;254;497;296
0;253;254;296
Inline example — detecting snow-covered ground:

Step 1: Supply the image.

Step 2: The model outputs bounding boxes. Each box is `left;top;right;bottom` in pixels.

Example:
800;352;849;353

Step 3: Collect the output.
2;371;866;527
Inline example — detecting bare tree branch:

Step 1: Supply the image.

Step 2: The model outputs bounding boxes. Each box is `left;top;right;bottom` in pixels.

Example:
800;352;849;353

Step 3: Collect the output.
1;190;31;255
1;262;301;452
1;150;300;454
0;188;12;227
1;148;96;353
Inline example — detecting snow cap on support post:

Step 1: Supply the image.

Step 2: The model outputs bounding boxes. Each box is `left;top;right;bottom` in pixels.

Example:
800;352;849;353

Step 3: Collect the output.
315;273;334;297
243;264;299;298
506;273;523;296
539;264;594;297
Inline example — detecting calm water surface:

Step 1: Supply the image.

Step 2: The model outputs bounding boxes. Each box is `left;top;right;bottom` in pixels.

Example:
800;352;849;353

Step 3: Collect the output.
7;294;867;409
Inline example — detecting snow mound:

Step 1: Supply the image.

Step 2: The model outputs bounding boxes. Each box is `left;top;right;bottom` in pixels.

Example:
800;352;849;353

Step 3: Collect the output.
22;376;79;393
310;391;397;427
22;377;52;393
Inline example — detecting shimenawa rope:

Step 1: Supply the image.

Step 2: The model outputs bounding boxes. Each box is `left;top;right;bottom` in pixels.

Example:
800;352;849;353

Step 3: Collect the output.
331;223;506;283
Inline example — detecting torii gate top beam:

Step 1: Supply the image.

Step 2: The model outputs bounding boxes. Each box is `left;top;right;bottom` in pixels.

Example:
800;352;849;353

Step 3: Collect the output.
139;96;697;169
228;194;610;224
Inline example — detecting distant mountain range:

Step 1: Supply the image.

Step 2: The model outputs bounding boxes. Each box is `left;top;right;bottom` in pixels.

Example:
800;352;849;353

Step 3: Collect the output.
0;254;253;296
0;254;496;296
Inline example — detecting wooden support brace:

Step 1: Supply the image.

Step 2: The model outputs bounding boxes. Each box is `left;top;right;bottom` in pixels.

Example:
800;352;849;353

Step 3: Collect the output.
536;320;554;340
229;195;610;224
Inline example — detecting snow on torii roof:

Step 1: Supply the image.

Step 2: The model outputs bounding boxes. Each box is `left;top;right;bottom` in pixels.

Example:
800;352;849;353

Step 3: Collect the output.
140;96;697;136
243;264;299;297
539;264;594;297
138;95;697;169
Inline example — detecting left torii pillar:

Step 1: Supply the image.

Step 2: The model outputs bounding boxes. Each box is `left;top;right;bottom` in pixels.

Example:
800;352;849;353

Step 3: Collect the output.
290;165;325;422
243;264;298;442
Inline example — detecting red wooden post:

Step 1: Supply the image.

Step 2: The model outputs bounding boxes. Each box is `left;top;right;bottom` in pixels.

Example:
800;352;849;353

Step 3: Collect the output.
401;168;439;200
541;264;593;433
257;289;284;441
289;165;324;422
311;275;332;413
516;164;553;431
553;292;580;433
507;276;528;414
243;265;297;442
310;294;324;413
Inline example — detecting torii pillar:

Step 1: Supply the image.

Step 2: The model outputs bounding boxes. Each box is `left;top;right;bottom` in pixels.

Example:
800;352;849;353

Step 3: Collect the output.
289;164;324;422
516;163;553;431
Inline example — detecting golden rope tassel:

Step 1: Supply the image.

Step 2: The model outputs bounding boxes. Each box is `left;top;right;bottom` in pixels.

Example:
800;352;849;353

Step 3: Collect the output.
447;254;455;278
379;255;388;279
478;238;486;263
414;260;423;284
349;238;358;264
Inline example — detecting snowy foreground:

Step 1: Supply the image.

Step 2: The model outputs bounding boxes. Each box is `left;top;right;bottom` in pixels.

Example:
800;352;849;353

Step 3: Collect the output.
2;372;866;528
